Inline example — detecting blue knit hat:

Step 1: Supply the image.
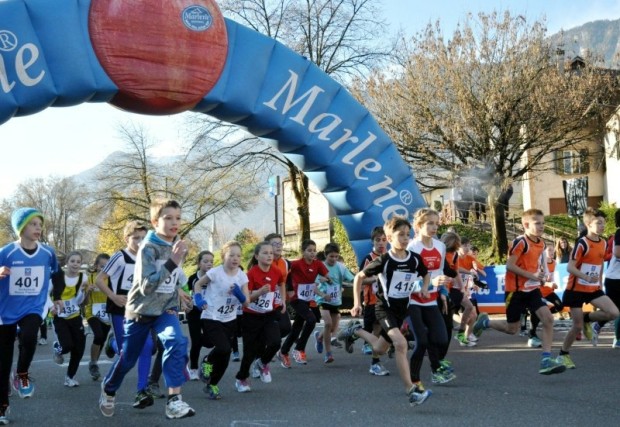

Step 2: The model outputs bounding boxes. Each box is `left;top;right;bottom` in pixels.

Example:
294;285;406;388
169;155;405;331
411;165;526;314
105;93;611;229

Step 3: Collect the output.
11;207;44;237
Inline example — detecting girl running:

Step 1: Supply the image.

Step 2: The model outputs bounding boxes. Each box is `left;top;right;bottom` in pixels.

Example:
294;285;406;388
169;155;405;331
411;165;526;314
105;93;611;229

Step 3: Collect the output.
84;253;111;381
234;242;286;392
51;251;87;387
194;241;248;400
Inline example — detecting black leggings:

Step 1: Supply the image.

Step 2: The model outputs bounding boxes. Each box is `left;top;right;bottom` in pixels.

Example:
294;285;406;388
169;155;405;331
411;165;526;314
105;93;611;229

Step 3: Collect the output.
202;319;236;386
236;312;280;380
438;297;453;360
87;317;111;347
53;316;86;378
0;314;41;406
407;304;448;382
281;300;316;354
276;308;292;338
186;307;204;370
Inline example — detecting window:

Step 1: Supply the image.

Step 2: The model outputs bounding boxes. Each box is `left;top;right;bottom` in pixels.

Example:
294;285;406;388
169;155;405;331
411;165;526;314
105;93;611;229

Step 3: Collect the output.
556;149;590;175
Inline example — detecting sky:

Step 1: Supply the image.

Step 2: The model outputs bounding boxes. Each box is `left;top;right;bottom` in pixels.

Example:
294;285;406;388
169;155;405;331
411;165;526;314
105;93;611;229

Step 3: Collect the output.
2;0;620;200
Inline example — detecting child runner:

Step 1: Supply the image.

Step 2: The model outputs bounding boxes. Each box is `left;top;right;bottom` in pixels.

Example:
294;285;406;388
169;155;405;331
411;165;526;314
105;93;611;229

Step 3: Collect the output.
407;209;452;386
594;209;620;347
84;253;111;381
558;208;620;367
313;243;354;364
264;233;292;341
342;216;431;405
458;238;487;319
186;251;214;380
95;221;157;407
234;241;285;391
277;239;331;367
99;199;195;419
358;227;390;375
526;243;564;348
194;241;248;399
51;251;87;387
0;208;59;424
473;209;566;375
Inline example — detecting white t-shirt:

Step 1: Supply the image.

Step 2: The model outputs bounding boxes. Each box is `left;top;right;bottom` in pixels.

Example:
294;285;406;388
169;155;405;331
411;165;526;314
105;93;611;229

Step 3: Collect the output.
200;265;248;323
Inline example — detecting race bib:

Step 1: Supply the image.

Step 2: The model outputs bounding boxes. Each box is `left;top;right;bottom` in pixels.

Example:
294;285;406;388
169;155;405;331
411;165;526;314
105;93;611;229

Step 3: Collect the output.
297;283;316;301
388;271;421;299
323;284;341;305
249;291;275;313
274;288;282;306
58;297;80;318
9;266;44;296
120;264;135;291
578;263;601;286
92;303;109;322
205;297;237;322
155;262;181;294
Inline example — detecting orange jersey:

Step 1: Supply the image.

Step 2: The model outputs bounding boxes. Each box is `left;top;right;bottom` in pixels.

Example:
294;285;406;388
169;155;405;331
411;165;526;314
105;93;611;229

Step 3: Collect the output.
540;258;557;298
459;254;485;272
271;257;289;306
567;236;606;293
445;251;460;290
360;252;381;305
505;235;545;293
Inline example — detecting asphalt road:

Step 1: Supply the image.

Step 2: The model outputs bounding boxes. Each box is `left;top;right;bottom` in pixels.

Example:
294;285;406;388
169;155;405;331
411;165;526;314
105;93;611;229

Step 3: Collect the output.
7;317;620;427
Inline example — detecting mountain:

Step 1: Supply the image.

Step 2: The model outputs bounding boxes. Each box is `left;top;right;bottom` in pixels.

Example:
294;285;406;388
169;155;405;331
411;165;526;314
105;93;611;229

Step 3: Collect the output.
549;19;620;68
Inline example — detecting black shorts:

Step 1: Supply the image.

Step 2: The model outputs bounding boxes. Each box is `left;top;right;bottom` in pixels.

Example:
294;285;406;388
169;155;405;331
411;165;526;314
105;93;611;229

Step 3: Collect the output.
319;303;341;314
562;289;605;308
375;300;407;341
505;289;546;323
449;288;465;309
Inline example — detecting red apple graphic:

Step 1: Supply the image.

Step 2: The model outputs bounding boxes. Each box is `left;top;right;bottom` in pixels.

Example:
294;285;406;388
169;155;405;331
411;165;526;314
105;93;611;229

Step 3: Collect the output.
89;0;228;115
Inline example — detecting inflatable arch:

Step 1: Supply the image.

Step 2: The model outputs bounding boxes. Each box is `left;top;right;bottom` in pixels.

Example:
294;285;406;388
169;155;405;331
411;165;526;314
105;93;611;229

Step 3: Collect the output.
0;0;426;260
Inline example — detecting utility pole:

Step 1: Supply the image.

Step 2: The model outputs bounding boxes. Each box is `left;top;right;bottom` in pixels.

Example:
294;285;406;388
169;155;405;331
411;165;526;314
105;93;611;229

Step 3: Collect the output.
274;176;280;234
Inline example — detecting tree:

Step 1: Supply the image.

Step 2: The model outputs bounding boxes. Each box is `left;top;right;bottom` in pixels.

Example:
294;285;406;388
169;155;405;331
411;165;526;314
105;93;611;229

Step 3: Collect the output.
358;12;617;260
91;122;261;241
188;0;388;243
234;227;260;246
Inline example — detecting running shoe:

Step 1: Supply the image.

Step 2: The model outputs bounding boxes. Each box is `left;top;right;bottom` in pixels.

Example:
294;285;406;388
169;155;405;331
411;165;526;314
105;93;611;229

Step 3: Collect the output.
576;331;583;341
0;405;8;425
592;322;601;346
146;383;165;398
292;349;307;364
431;370;456;384
200;357;213;384
408;384;432;406
52;341;64;365
133;390;154;409
539;357;566;375
455;332;474;347
324;352;334;364
331;337;343;348
38;338;47;345
204;384;221;400
368;363;389;376
613;338;620;349
583;322;593;341
473;312;489;337
250;359;261;379
232;351;240;361
276;351;291;369
165;395;195;419
519;329;529;337
12;371;34;398
99;381;115;417
258;361;272;383
314;330;323;354
467;334;478;343
527;336;542;348
439;359;453;374
337;320;362;353
556;354;576;369
104;333;116;359
64;376;79;387
89;362;101;381
362;343;373;355
188;368;199;381
235;379;251;393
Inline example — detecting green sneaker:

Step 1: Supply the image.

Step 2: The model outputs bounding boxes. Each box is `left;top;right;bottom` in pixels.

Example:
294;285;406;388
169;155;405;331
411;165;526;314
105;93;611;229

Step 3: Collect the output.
539;357;566;375
204;384;221;400
556;354;576;369
473;313;489;337
583;322;593;341
200;357;213;384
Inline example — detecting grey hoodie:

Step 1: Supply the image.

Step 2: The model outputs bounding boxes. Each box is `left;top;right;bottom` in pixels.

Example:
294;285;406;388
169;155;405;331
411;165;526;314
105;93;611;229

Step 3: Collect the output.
125;230;182;318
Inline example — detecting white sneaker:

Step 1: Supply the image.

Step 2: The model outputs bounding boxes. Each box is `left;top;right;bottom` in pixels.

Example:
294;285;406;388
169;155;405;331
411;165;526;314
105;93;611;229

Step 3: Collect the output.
99;382;115;417
250;359;261;379
165;395;195;419
188;369;199;381
235;379;251;393
258;361;272;384
527;336;542;348
38;338;47;345
369;363;390;376
613;338;620;349
467;334;478;342
64;376;79;387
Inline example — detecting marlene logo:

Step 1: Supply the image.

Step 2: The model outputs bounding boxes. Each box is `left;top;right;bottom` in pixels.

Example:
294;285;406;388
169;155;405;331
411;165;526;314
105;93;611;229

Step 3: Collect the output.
181;6;213;31
0;30;18;52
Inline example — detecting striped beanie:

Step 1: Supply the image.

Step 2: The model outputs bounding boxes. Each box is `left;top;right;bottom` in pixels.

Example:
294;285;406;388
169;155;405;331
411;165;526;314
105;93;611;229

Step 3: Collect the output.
11;207;44;237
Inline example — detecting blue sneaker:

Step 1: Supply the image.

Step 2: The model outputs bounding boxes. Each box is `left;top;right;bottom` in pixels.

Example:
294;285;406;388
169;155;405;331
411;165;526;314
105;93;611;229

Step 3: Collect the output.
52;341;64;365
314;330;323;354
204;384;221;400
408;384;432;406
11;371;34;399
473;313;489;337
540;357;566;375
362;343;373;355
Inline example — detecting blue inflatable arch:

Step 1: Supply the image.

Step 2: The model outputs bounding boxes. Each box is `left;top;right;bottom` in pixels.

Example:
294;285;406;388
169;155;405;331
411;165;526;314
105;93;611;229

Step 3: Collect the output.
0;0;426;260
